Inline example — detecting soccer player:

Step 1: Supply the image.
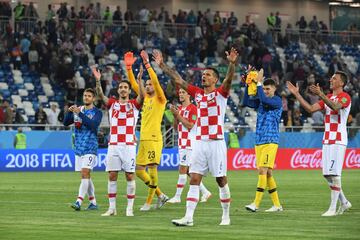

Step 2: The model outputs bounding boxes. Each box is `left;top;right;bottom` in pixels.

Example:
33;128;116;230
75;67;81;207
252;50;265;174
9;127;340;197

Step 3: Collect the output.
242;69;283;212
92;64;145;217
64;88;102;211
153;47;239;226
124;50;169;211
287;71;352;216
167;88;212;204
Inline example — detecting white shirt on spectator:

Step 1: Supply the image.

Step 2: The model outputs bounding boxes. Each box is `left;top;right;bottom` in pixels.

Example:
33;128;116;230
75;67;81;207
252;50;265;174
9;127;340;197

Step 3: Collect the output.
139;8;149;23
29;50;39;63
195;26;202;39
74;71;85;90
48;108;60;125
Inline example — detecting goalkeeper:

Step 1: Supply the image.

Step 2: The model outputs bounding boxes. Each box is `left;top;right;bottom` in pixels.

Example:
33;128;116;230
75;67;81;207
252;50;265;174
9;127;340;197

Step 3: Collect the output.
242;68;283;213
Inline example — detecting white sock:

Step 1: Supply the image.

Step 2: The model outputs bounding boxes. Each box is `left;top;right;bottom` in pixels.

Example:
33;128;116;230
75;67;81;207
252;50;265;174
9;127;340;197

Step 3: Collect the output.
219;184;231;220
185;185;199;220
175;174;187;198
87;178;97;205
329;176;341;211
199;181;210;195
338;190;348;205
108;181;117;210
333;177;348;205
127;180;136;210
77;178;89;205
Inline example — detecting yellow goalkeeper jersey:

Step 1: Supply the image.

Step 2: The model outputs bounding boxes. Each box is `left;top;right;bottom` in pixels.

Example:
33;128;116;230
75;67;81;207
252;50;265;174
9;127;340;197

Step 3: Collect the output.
128;66;166;141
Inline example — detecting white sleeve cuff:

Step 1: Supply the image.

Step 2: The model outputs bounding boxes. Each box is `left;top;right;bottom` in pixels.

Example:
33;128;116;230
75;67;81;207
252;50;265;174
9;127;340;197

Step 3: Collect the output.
257;82;262;86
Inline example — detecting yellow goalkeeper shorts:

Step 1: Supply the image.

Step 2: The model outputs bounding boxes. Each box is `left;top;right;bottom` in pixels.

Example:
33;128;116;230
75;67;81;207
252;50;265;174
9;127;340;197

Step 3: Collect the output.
255;143;278;169
136;140;163;166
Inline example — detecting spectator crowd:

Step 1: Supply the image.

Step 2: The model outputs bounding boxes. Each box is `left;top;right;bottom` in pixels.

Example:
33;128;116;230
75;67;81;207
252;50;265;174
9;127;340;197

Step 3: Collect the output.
0;2;359;134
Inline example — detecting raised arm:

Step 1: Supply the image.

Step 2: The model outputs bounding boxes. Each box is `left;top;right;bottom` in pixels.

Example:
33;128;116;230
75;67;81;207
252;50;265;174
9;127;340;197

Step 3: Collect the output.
124;51;141;95
152;49;188;90
140;50;166;103
256;69;282;108
309;83;342;111
287;81;322;113
135;64;145;106
92;66;109;103
243;85;260;109
222;47;239;92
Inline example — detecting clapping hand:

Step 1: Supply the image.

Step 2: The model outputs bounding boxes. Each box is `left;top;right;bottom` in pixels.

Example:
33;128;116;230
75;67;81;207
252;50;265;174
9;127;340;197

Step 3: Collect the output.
309;83;322;96
69;105;81;114
286;81;299;95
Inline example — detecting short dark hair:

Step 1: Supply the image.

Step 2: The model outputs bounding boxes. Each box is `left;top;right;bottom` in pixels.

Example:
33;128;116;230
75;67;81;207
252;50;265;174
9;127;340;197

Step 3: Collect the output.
263;78;276;86
335;70;348;86
118;80;131;88
84;88;96;97
205;67;220;80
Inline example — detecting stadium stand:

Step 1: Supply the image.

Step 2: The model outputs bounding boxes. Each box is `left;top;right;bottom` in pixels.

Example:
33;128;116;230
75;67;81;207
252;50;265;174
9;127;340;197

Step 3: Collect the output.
0;3;359;136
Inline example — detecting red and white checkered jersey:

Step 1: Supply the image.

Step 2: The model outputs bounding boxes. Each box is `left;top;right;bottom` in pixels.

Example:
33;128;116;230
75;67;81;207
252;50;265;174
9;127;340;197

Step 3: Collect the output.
187;84;229;140
318;92;351;145
107;98;141;145
177;104;197;149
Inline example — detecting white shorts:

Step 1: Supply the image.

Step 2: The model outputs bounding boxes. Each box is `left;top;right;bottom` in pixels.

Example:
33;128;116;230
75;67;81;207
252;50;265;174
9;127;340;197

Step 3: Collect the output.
105;145;136;172
75;154;96;172
189;139;227;177
322;144;346;176
179;148;192;166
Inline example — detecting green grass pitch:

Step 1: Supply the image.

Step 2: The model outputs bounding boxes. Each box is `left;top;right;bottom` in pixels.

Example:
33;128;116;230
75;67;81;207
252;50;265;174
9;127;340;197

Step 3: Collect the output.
0;170;359;240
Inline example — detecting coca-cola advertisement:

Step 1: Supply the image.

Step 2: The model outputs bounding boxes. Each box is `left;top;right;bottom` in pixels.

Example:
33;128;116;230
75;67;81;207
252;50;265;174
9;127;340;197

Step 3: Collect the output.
228;148;360;170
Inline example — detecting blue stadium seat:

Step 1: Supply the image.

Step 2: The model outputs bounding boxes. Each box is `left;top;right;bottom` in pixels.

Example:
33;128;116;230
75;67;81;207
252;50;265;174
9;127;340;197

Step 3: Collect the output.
18;108;25;115
55;95;64;102
21;96;30;101
20;65;28;72
7;76;14;84
28;116;35;124
42;102;50;108
32;102;40;109
1;89;10;98
16;83;25;89
24;77;33;83
10;88;19;95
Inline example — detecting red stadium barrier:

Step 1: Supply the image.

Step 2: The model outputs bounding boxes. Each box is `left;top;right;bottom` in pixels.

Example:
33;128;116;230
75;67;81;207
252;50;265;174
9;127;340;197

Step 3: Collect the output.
228;148;360;170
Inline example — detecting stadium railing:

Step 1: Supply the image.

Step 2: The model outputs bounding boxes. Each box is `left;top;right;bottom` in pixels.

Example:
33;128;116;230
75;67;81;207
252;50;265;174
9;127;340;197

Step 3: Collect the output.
1;124;358;147
282;29;360;45
0;17;10;32
69;19;196;39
